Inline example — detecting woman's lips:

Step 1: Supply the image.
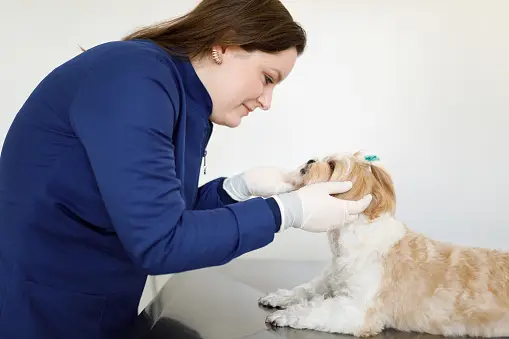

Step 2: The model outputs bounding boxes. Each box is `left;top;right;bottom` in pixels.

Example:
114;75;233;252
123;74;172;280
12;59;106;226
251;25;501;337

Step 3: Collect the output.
243;104;252;115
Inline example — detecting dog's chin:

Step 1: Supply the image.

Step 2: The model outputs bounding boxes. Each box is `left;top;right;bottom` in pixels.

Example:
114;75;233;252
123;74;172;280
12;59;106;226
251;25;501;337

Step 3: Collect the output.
283;169;305;189
285;169;332;191
288;178;331;192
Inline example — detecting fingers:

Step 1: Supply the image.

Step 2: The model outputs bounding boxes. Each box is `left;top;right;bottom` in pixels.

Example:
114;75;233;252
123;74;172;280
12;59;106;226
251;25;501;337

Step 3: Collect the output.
345;194;373;214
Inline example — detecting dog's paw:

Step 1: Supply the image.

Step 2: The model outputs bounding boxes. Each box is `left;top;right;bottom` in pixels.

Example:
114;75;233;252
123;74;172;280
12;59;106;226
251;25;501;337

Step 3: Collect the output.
265;310;293;327
265;309;312;330
258;289;300;309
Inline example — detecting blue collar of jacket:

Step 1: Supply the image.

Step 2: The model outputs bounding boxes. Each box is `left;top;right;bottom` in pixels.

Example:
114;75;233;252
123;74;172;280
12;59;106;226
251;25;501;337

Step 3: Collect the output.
136;39;214;122
170;56;213;122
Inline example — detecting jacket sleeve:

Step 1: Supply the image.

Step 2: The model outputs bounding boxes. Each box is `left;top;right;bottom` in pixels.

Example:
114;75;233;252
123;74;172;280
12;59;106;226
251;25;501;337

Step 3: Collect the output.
69;52;278;275
194;177;283;226
193;177;238;210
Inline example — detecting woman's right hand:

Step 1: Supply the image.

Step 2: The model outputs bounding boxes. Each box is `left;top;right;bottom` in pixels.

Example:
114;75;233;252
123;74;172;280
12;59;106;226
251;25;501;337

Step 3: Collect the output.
272;181;372;233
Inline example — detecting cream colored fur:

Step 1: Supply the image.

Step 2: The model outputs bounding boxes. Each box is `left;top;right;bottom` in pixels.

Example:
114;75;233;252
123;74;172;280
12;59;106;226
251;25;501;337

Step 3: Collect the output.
259;151;509;337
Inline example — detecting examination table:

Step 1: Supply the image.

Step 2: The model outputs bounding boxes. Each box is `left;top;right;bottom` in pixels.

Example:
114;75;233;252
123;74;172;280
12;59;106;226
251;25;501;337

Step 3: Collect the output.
130;259;479;339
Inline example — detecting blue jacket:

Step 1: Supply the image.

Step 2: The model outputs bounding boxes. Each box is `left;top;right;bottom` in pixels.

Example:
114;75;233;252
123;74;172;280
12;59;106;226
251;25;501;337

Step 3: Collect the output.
0;39;281;339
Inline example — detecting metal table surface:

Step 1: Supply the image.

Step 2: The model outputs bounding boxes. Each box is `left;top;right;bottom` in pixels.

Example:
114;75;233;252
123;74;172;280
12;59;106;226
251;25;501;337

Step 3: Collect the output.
131;259;467;339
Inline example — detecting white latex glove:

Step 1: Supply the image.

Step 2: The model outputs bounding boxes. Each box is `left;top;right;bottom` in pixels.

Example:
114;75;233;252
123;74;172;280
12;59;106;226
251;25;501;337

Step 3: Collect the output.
223;166;294;201
272;181;372;233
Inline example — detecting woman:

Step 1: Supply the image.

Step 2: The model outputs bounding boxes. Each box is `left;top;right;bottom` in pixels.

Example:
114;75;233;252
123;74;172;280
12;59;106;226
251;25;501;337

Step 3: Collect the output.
0;0;372;338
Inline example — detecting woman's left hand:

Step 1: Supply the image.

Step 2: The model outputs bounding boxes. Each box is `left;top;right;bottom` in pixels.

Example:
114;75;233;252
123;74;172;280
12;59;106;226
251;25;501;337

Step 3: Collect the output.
223;166;295;201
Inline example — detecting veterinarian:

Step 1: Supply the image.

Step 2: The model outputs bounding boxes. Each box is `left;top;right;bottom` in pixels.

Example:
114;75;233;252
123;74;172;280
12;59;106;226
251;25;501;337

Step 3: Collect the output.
0;1;372;338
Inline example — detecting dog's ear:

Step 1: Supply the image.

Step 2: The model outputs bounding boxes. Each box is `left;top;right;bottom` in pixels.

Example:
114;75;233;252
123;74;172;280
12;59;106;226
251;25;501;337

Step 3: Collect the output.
363;164;396;220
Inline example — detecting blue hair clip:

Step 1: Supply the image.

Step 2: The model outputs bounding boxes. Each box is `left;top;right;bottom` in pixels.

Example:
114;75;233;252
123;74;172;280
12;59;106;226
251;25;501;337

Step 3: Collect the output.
364;155;380;162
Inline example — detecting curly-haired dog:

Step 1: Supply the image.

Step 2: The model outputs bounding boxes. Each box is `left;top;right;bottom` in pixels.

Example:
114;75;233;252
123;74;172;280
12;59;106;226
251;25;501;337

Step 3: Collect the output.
259;151;509;337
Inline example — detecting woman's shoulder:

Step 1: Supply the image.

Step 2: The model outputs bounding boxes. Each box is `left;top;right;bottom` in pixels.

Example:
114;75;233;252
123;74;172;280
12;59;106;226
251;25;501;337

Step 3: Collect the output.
66;39;188;102
74;40;210;113
78;39;179;77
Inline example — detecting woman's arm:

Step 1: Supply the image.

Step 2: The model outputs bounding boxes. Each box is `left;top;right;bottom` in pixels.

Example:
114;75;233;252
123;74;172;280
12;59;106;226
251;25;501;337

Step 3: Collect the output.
69;50;278;275
194;177;238;209
194;166;296;210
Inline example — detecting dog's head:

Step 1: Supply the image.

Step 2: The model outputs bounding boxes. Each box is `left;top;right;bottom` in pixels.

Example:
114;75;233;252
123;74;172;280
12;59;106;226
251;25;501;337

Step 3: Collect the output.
286;151;396;220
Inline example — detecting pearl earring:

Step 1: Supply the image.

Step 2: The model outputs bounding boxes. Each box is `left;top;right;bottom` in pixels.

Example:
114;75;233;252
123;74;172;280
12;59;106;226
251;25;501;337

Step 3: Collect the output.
211;49;222;64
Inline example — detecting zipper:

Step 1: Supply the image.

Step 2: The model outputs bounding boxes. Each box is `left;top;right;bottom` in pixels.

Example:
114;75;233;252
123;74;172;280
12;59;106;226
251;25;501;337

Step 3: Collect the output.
202;123;212;175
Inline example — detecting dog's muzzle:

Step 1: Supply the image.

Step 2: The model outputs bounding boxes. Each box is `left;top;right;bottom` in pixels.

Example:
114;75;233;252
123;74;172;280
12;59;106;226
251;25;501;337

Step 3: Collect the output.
300;159;316;175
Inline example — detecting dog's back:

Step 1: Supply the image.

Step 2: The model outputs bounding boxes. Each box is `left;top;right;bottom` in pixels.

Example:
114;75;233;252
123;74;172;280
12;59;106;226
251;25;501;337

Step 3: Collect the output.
373;228;509;337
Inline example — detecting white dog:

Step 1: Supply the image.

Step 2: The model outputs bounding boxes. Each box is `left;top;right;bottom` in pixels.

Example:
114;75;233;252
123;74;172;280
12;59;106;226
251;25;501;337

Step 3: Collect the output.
259;151;509;337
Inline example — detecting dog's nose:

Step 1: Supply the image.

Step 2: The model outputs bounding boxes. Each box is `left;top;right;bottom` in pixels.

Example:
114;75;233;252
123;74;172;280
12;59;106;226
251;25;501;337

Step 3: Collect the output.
307;159;315;165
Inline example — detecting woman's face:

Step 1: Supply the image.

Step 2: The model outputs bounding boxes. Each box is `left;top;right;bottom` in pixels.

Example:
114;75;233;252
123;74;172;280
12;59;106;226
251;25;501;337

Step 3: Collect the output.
194;46;298;128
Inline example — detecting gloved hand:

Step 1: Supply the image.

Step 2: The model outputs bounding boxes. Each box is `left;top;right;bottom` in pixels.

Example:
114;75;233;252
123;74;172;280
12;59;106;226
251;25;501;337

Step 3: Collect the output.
223;166;294;201
272;181;372;233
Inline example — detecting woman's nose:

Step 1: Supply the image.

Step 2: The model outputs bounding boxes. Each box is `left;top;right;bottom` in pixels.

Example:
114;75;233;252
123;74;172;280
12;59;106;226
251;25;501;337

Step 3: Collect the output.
257;88;273;110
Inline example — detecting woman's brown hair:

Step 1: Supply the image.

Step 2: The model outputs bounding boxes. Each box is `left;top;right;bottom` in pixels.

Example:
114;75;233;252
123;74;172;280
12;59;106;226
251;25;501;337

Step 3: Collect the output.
122;0;307;59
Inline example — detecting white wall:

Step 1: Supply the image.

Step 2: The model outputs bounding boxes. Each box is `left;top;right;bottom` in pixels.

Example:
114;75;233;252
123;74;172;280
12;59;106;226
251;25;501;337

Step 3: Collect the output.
2;0;508;312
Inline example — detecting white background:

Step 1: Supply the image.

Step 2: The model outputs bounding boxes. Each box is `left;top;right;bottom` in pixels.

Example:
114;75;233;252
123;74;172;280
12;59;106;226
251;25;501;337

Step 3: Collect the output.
2;0;508;311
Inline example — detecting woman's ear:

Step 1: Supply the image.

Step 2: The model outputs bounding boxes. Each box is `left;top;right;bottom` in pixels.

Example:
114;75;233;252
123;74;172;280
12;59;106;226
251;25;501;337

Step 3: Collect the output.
364;164;396;220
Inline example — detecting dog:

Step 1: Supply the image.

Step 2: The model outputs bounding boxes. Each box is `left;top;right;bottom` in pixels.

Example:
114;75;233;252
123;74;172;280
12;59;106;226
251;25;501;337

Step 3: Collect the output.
259;151;509;337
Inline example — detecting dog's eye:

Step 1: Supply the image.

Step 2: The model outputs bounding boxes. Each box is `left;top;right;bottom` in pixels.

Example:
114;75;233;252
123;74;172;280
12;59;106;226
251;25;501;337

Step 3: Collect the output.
328;161;335;171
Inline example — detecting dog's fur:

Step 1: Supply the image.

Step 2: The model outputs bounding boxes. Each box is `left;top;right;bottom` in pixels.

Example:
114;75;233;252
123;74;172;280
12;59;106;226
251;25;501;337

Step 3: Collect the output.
259;151;509;337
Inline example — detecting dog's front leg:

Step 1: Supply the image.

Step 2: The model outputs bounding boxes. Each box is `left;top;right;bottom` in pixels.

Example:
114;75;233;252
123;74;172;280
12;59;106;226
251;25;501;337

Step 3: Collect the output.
258;265;332;309
265;295;383;337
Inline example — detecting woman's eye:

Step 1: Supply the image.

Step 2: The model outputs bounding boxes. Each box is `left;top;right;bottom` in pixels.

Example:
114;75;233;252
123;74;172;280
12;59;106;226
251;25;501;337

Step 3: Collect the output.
264;74;274;84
